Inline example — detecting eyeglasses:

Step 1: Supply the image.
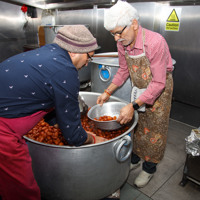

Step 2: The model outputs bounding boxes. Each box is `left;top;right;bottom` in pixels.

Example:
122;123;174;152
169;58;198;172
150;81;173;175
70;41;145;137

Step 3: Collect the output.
87;53;93;62
111;26;127;37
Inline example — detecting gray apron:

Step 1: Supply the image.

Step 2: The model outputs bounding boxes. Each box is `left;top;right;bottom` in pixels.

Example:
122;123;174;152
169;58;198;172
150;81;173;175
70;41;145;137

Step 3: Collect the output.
125;29;173;163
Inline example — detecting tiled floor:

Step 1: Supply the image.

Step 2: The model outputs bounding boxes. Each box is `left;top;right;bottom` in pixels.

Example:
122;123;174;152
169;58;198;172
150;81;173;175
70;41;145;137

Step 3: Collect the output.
120;119;200;200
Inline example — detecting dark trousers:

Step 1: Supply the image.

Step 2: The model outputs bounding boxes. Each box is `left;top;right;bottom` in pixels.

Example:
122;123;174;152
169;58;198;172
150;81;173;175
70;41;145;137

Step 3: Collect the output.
131;153;157;174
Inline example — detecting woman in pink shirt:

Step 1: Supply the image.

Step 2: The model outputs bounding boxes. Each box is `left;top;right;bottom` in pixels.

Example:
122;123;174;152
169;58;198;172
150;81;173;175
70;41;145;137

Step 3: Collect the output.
97;0;173;188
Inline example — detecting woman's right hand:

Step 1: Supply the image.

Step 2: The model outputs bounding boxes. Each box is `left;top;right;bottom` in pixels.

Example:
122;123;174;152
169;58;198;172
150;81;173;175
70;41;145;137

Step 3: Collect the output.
96;92;110;105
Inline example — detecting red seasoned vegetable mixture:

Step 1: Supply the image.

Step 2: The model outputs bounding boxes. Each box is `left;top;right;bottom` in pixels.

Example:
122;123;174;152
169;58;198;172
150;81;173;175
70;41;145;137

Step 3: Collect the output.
26;111;130;145
94;115;117;121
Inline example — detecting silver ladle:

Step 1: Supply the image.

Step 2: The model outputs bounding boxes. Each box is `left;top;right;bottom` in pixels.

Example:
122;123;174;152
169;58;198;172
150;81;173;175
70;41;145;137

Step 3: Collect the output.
78;95;88;115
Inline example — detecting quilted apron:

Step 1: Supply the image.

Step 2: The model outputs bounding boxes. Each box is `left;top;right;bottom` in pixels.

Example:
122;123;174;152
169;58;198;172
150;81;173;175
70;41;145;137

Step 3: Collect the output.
125;30;173;163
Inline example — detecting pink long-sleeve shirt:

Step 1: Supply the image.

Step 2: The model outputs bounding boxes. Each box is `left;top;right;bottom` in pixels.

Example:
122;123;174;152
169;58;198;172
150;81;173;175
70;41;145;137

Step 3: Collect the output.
112;26;173;105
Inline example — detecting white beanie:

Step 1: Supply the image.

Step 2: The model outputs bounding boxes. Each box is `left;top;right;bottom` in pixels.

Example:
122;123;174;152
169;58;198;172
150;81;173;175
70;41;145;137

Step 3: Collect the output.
104;0;139;31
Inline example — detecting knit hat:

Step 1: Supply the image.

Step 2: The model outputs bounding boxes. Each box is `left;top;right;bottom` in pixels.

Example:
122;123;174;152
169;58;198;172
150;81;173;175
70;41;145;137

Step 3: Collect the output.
104;0;139;31
53;25;99;53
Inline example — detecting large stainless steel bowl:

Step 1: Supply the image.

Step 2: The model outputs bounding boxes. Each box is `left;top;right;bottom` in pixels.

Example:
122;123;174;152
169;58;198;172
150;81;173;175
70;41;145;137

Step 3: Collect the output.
24;92;138;200
87;102;127;130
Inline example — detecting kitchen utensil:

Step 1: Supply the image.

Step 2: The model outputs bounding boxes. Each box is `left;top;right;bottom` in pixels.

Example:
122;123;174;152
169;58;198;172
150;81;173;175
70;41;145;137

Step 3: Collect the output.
78;95;88;115
87;102;127;130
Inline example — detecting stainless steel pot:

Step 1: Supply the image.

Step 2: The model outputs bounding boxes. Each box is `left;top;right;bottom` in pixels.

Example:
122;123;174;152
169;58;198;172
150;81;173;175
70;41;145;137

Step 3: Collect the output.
91;52;132;103
24;92;138;200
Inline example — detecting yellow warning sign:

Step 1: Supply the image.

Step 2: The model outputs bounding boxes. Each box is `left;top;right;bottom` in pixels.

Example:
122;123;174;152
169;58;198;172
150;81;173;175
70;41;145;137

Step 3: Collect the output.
165;22;179;31
165;9;180;31
167;9;179;22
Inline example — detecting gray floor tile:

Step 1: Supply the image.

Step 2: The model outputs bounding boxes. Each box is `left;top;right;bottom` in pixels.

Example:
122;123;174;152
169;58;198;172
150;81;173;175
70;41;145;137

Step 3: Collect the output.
136;193;152;200
165;119;194;166
120;183;141;200
151;166;200;200
164;141;187;163
167;119;194;150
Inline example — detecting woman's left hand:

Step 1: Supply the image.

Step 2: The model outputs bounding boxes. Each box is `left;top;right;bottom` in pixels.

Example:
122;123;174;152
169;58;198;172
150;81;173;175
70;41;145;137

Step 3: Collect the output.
117;103;134;124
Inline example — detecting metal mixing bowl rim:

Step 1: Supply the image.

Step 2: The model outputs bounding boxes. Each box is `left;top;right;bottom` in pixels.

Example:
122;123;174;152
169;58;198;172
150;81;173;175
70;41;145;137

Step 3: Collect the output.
87;102;127;123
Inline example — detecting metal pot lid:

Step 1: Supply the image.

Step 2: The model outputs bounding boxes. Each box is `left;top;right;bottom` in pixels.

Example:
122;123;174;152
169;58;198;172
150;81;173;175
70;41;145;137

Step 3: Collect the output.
92;52;119;67
92;52;176;67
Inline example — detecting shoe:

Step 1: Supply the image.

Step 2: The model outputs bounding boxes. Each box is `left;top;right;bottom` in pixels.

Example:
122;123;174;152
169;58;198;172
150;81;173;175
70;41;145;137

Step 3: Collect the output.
134;170;154;188
130;161;141;171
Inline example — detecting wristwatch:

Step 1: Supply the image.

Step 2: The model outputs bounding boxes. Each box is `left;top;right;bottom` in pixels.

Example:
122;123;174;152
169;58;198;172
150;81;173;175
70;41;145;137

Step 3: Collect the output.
132;101;140;110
